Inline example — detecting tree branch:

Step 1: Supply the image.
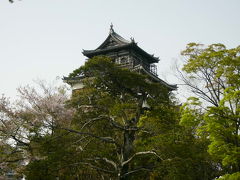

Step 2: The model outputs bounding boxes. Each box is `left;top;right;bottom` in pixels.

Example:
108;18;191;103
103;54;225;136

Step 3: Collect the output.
60;127;118;145
86;157;117;170
121;150;162;166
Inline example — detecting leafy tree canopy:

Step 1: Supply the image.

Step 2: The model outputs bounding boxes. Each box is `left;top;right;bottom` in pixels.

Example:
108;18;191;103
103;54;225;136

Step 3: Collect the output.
180;43;240;178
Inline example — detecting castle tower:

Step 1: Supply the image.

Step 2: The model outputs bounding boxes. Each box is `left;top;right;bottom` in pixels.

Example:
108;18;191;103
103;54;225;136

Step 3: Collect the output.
64;25;177;91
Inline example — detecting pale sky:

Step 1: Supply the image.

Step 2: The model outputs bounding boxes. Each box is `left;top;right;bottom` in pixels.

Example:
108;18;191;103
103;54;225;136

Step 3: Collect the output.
1;0;240;100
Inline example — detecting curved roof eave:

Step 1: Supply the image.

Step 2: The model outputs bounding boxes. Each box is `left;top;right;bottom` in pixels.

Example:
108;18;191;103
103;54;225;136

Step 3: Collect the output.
82;28;160;63
83;43;159;63
141;68;177;91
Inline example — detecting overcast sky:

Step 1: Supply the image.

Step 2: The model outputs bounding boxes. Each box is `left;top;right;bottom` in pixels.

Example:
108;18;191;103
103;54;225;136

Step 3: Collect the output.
1;0;240;100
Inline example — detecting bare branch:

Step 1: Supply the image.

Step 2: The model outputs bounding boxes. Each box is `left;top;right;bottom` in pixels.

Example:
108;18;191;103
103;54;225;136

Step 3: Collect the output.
122;150;162;166
80;115;107;131
86;157;117;170
10;135;30;147
61;162;116;174
60;127;118;145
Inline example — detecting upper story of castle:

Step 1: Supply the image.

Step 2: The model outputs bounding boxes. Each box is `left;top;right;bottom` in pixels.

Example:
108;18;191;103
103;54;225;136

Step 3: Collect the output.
82;24;159;77
64;25;177;91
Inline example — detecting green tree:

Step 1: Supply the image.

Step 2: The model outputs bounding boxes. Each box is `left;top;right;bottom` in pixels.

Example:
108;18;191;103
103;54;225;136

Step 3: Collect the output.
180;43;240;178
65;56;217;179
65;56;172;179
1;57;171;179
1;55;220;179
137;96;218;180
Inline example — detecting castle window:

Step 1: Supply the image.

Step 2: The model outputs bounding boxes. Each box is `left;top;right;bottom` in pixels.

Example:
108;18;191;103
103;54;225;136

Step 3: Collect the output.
120;57;128;64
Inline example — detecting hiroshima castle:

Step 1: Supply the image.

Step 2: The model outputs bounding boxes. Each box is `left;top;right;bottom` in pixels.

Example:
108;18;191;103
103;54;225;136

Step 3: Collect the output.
64;25;177;91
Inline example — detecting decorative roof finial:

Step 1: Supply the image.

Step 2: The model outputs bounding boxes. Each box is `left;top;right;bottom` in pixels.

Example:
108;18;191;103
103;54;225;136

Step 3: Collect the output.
130;37;135;43
110;23;114;34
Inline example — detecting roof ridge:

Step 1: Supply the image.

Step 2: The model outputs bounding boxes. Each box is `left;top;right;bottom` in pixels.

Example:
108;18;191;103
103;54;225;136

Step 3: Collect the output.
110;31;131;44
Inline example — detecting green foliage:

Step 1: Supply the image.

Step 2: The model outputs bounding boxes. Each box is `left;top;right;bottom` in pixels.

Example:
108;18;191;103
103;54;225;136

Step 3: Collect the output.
181;43;240;176
67;56;215;179
19;55;221;179
24;128;106;179
218;172;240;180
25;160;56;180
180;97;202;128
136;96;219;179
1;54;230;179
69;56;168;98
66;56;173;179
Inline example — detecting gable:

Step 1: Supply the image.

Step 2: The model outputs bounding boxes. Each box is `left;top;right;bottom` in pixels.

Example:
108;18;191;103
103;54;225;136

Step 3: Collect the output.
99;36;120;49
96;31;130;50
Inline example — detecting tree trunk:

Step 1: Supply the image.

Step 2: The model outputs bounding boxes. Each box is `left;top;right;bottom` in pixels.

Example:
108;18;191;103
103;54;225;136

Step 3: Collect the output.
119;129;135;180
119;93;144;180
